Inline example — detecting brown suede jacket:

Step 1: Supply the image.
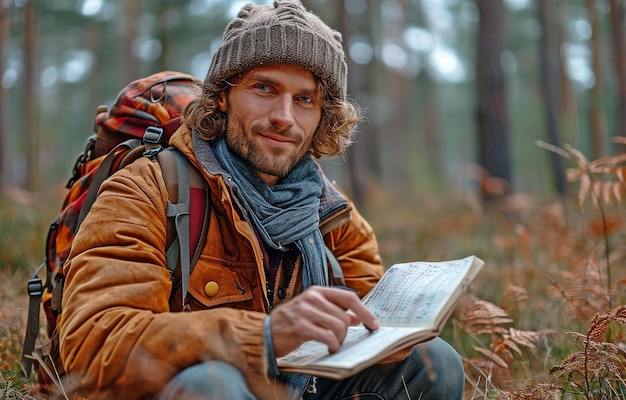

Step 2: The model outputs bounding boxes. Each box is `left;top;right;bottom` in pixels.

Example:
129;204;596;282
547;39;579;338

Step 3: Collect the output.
59;126;384;399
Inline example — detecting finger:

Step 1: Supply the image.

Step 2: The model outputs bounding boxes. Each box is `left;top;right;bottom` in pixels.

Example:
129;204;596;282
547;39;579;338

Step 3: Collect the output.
311;328;344;353
313;286;380;331
270;286;379;356
270;302;345;355
346;310;366;326
324;329;343;353
277;309;346;352
295;288;355;341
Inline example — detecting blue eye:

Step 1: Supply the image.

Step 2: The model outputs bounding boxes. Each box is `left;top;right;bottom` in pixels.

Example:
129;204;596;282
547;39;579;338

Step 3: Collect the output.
298;96;313;103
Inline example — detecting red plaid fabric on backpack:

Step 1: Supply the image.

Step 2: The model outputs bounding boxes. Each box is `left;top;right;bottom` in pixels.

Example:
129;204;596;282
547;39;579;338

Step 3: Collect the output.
21;71;208;394
51;71;202;276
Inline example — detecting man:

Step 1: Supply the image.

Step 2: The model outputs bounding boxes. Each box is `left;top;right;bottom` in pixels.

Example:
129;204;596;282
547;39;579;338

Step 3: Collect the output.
59;1;465;399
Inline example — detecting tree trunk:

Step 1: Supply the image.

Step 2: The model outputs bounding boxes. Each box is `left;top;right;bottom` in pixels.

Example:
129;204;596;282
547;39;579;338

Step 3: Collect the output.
328;0;379;205
556;0;577;139
410;4;443;189
22;0;38;191
381;0;409;192
386;75;410;191
339;1;372;204
538;0;566;196
418;61;443;186
586;0;607;158
608;0;626;145
120;0;141;86
475;0;511;203
0;2;8;190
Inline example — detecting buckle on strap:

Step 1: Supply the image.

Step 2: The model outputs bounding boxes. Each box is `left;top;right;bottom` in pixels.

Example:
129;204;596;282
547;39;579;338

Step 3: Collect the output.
27;277;43;297
143;126;164;144
143;126;165;158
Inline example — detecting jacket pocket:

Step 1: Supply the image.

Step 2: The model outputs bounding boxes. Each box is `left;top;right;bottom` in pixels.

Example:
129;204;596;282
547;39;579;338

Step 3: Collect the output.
186;258;258;309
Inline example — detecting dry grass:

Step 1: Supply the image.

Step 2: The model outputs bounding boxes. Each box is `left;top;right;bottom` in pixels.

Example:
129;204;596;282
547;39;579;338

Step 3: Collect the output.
363;139;626;399
0;189;58;399
2;141;626;399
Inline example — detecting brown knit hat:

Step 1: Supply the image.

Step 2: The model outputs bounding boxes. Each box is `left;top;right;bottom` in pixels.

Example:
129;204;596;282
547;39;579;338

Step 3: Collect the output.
206;0;348;101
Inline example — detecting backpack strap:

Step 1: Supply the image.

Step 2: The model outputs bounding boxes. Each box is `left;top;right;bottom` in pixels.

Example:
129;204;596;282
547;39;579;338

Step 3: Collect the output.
77;138;142;229
325;245;346;286
157;148;210;309
20;262;45;378
157;149;345;303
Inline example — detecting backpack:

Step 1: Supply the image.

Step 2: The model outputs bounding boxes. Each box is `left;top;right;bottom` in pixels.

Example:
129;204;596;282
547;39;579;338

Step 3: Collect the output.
20;71;210;392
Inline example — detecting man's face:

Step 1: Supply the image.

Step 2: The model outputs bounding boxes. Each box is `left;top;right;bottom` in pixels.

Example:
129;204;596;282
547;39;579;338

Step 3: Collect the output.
218;63;322;186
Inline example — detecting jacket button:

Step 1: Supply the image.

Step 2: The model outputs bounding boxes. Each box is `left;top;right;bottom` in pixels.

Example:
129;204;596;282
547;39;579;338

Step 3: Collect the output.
204;281;219;297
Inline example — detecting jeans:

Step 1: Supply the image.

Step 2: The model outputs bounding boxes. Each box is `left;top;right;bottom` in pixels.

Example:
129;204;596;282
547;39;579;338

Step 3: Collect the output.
158;337;464;400
157;361;256;400
303;338;465;399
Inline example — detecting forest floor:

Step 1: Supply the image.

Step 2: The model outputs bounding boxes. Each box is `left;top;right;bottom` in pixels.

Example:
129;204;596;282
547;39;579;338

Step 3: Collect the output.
1;184;626;399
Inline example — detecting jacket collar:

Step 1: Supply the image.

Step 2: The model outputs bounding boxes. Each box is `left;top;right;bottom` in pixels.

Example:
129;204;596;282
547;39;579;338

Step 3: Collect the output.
170;128;352;235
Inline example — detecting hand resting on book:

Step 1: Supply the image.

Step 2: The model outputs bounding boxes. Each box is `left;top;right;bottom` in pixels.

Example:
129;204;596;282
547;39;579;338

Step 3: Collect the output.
269;286;380;357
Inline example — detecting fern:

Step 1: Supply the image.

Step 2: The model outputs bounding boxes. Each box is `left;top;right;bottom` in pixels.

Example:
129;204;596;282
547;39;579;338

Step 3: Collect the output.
561;142;626;208
454;296;551;395
493;383;561;399
548;249;614;324
551;306;626;398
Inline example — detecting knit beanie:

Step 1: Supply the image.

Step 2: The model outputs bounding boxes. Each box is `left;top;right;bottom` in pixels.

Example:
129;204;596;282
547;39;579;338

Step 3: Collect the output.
206;0;348;101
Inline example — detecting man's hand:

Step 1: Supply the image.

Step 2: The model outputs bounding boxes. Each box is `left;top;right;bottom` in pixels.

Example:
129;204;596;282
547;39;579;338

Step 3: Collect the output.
269;286;380;357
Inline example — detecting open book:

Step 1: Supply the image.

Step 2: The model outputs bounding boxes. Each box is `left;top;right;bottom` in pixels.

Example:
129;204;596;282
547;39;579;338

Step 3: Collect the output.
277;255;484;379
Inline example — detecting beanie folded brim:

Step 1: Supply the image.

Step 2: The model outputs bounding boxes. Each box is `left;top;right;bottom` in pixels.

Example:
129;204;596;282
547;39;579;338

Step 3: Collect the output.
206;1;348;101
208;24;347;100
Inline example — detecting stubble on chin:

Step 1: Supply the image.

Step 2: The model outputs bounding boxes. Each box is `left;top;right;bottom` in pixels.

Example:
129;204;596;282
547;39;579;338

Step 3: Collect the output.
225;120;308;178
226;133;299;179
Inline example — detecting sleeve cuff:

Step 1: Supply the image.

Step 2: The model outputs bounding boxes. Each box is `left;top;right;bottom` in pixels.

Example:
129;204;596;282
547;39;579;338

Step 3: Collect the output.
264;315;280;377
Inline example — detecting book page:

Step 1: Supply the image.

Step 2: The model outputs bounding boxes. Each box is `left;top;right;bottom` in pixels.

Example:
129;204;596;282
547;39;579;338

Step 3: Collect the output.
277;256;483;377
362;257;475;326
277;325;427;369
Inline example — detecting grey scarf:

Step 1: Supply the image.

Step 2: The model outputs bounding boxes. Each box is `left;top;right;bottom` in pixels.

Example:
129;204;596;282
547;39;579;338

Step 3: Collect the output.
212;138;328;288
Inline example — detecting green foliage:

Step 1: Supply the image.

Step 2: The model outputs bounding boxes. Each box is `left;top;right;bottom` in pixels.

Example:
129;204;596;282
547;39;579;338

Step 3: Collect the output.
0;326;33;400
0;192;57;274
0;372;34;400
0;192;57;398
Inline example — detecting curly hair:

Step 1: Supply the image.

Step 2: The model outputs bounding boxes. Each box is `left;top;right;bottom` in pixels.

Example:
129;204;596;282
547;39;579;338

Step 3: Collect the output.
182;73;362;159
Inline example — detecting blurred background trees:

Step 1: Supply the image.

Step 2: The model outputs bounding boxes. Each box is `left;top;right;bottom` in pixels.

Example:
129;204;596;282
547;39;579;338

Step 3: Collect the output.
1;0;624;207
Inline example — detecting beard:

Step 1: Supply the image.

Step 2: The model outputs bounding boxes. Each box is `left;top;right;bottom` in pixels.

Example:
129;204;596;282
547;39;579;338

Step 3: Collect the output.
224;118;312;179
